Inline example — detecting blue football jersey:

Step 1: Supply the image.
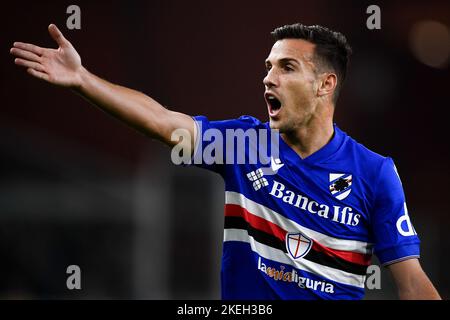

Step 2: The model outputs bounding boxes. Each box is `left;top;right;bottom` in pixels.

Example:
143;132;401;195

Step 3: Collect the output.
190;115;420;300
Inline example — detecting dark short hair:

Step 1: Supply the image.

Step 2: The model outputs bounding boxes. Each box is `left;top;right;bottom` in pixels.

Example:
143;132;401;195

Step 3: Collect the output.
271;23;352;103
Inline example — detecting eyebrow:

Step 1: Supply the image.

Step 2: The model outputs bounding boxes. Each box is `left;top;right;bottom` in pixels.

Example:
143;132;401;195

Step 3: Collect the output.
265;57;300;66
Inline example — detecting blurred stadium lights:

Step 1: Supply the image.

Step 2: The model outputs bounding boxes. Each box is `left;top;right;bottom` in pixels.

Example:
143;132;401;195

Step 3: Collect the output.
409;20;450;69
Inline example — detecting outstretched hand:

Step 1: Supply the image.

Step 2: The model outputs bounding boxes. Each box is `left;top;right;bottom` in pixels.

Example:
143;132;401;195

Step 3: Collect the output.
10;24;83;88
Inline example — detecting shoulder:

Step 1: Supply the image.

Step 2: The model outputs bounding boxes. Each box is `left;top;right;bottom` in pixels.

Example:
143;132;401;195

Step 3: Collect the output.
340;127;388;163
194;115;267;131
335;127;404;208
336;126;394;181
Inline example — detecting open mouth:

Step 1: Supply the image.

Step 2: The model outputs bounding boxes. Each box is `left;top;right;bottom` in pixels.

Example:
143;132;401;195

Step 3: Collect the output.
265;92;282;117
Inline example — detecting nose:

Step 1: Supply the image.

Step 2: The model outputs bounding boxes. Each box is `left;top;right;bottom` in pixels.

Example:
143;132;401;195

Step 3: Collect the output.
263;68;279;88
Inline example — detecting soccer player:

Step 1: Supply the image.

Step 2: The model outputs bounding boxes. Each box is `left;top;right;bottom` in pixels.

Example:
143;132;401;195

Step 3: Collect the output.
10;23;441;299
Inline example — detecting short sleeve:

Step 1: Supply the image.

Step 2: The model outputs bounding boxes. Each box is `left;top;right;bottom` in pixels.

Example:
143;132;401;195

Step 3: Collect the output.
188;115;266;175
371;157;420;266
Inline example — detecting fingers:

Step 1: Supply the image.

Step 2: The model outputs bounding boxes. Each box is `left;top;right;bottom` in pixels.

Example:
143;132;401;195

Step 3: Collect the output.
48;24;68;47
10;47;41;63
12;42;44;56
13;55;51;82
14;57;45;72
27;68;50;81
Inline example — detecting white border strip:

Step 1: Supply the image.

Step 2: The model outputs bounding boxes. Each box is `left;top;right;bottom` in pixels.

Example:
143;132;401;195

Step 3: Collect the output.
226;191;373;254
225;228;365;288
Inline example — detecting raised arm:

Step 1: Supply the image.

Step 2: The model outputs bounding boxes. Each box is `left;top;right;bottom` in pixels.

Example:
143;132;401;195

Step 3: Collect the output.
387;258;441;300
10;24;195;149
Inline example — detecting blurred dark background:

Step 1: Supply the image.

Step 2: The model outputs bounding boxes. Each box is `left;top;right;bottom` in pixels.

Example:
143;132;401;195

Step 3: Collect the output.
0;0;449;299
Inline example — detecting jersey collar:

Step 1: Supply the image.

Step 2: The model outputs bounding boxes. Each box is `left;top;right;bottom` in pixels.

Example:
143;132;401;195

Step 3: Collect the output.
277;123;346;164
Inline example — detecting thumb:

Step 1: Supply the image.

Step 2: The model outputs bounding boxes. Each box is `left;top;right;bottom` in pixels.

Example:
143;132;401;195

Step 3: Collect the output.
48;24;68;47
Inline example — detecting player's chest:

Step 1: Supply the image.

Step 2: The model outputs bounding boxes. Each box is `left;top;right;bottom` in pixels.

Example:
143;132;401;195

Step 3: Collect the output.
236;160;371;235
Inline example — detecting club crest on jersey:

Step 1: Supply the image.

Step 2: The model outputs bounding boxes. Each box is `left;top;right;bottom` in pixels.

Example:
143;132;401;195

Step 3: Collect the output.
285;232;312;259
329;173;352;200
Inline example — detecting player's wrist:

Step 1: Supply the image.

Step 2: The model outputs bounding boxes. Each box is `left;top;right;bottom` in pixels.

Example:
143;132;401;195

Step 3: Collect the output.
72;66;90;92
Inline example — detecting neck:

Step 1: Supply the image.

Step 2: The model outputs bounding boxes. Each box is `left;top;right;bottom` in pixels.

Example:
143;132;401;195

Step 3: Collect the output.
281;112;334;159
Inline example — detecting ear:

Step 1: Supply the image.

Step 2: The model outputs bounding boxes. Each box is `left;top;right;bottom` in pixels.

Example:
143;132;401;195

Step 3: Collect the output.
317;73;337;98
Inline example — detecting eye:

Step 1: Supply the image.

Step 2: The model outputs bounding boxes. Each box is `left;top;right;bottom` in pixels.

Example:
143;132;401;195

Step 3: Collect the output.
284;65;294;71
265;64;272;72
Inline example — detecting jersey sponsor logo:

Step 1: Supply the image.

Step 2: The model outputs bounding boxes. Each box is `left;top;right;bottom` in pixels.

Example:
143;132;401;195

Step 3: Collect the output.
396;202;417;236
257;257;335;293
246;166;360;226
329;173;352;200
269;180;361;226
285;232;312;259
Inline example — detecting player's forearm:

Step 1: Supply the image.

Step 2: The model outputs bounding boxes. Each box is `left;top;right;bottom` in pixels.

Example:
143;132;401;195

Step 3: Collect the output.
396;270;441;300
73;67;169;141
398;279;441;300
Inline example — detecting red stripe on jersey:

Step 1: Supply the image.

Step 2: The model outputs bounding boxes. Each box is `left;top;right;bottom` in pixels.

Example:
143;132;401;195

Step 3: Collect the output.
225;203;372;266
312;241;372;266
225;204;287;242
